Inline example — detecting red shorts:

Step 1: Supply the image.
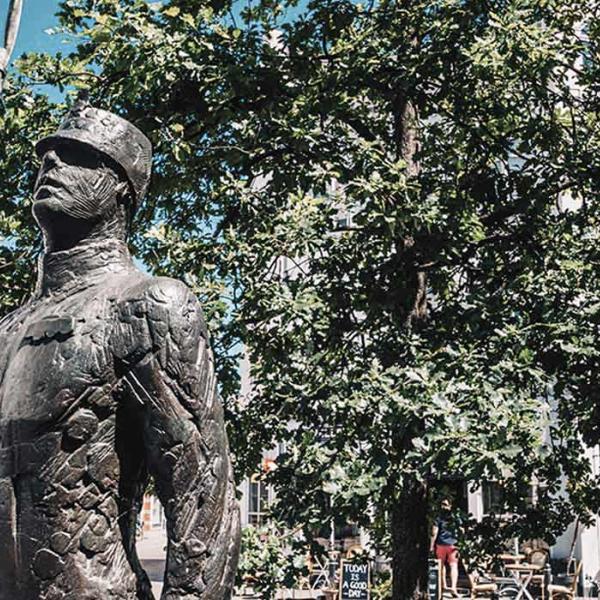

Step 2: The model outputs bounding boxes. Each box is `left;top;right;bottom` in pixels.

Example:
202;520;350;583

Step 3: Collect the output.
435;544;458;565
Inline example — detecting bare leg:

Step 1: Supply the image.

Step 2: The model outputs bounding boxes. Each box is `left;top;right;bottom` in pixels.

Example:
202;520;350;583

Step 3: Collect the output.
449;562;459;594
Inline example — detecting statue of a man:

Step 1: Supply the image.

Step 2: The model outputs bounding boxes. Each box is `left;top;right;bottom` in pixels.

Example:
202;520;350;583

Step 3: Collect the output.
0;100;240;599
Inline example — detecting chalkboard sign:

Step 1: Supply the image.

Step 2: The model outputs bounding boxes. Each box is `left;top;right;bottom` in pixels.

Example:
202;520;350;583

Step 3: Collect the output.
339;560;370;600
428;558;441;600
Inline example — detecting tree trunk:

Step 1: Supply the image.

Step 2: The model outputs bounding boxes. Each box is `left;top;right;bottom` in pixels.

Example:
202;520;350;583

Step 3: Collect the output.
391;477;429;600
390;90;429;599
0;0;24;93
394;96;419;177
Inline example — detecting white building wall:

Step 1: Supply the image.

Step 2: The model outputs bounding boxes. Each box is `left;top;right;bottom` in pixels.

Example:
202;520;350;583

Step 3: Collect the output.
552;520;579;561
239;477;251;528
579;521;600;592
577;446;600;589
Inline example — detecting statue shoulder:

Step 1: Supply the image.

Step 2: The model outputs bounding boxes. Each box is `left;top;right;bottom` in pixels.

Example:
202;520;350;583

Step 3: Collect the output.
134;275;197;307
112;275;209;364
126;275;207;332
117;275;194;309
0;301;34;337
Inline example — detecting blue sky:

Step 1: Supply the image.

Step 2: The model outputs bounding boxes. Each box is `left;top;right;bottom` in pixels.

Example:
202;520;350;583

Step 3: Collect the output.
1;0;71;100
2;0;65;58
3;0;307;64
2;0;306;100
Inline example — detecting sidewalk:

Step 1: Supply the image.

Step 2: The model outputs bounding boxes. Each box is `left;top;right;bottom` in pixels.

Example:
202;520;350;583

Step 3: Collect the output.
137;528;167;598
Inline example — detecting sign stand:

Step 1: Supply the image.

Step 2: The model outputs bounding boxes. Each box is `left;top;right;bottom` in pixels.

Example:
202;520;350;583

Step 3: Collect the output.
339;559;370;599
428;558;442;600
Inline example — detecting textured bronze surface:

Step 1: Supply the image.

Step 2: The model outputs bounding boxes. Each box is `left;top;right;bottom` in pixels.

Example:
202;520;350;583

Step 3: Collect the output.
0;101;240;599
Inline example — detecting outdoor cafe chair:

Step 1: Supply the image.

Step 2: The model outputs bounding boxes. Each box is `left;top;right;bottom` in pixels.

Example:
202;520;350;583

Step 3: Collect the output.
527;550;549;600
466;572;498;599
547;561;582;600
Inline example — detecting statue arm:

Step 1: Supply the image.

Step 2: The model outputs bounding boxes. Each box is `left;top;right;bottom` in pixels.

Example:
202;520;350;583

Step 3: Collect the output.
114;279;240;599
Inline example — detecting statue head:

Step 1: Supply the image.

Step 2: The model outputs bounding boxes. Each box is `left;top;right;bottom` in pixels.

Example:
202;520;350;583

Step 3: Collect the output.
33;98;152;248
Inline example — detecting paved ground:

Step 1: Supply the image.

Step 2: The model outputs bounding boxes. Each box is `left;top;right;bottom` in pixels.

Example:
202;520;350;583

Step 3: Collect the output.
134;536;560;600
137;528;167;598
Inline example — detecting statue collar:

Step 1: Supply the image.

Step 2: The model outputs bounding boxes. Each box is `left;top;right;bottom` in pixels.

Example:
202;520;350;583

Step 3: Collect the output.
35;238;134;298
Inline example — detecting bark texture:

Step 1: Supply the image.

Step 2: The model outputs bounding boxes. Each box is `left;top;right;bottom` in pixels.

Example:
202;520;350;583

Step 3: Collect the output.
391;478;429;600
391;92;430;600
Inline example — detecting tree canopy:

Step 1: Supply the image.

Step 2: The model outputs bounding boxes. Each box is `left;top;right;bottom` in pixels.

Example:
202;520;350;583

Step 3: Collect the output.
0;0;599;597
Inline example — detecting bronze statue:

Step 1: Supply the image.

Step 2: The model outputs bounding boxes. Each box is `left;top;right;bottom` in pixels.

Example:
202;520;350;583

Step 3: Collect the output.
0;99;240;599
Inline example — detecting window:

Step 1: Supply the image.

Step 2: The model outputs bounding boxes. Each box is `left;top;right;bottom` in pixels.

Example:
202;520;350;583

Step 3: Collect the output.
482;481;537;515
335;214;352;229
482;481;504;514
248;475;271;526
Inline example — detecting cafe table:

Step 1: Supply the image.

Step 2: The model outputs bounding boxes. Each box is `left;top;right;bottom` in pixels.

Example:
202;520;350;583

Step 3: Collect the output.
496;563;543;600
499;554;527;564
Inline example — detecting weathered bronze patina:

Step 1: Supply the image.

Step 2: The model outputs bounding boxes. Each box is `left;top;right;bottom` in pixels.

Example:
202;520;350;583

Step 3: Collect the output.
0;99;240;599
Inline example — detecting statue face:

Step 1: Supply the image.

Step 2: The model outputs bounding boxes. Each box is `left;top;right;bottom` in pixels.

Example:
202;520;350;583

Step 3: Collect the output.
33;143;123;223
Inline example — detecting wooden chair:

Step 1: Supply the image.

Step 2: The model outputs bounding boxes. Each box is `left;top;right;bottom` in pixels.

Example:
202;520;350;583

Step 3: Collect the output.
526;549;549;600
466;572;498;599
547;561;582;600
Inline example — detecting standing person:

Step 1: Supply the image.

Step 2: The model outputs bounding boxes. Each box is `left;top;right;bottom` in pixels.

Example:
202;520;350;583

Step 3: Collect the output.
430;497;460;597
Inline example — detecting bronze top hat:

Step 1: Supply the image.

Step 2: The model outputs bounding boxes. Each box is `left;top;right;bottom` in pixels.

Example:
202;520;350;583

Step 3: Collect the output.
35;98;152;215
